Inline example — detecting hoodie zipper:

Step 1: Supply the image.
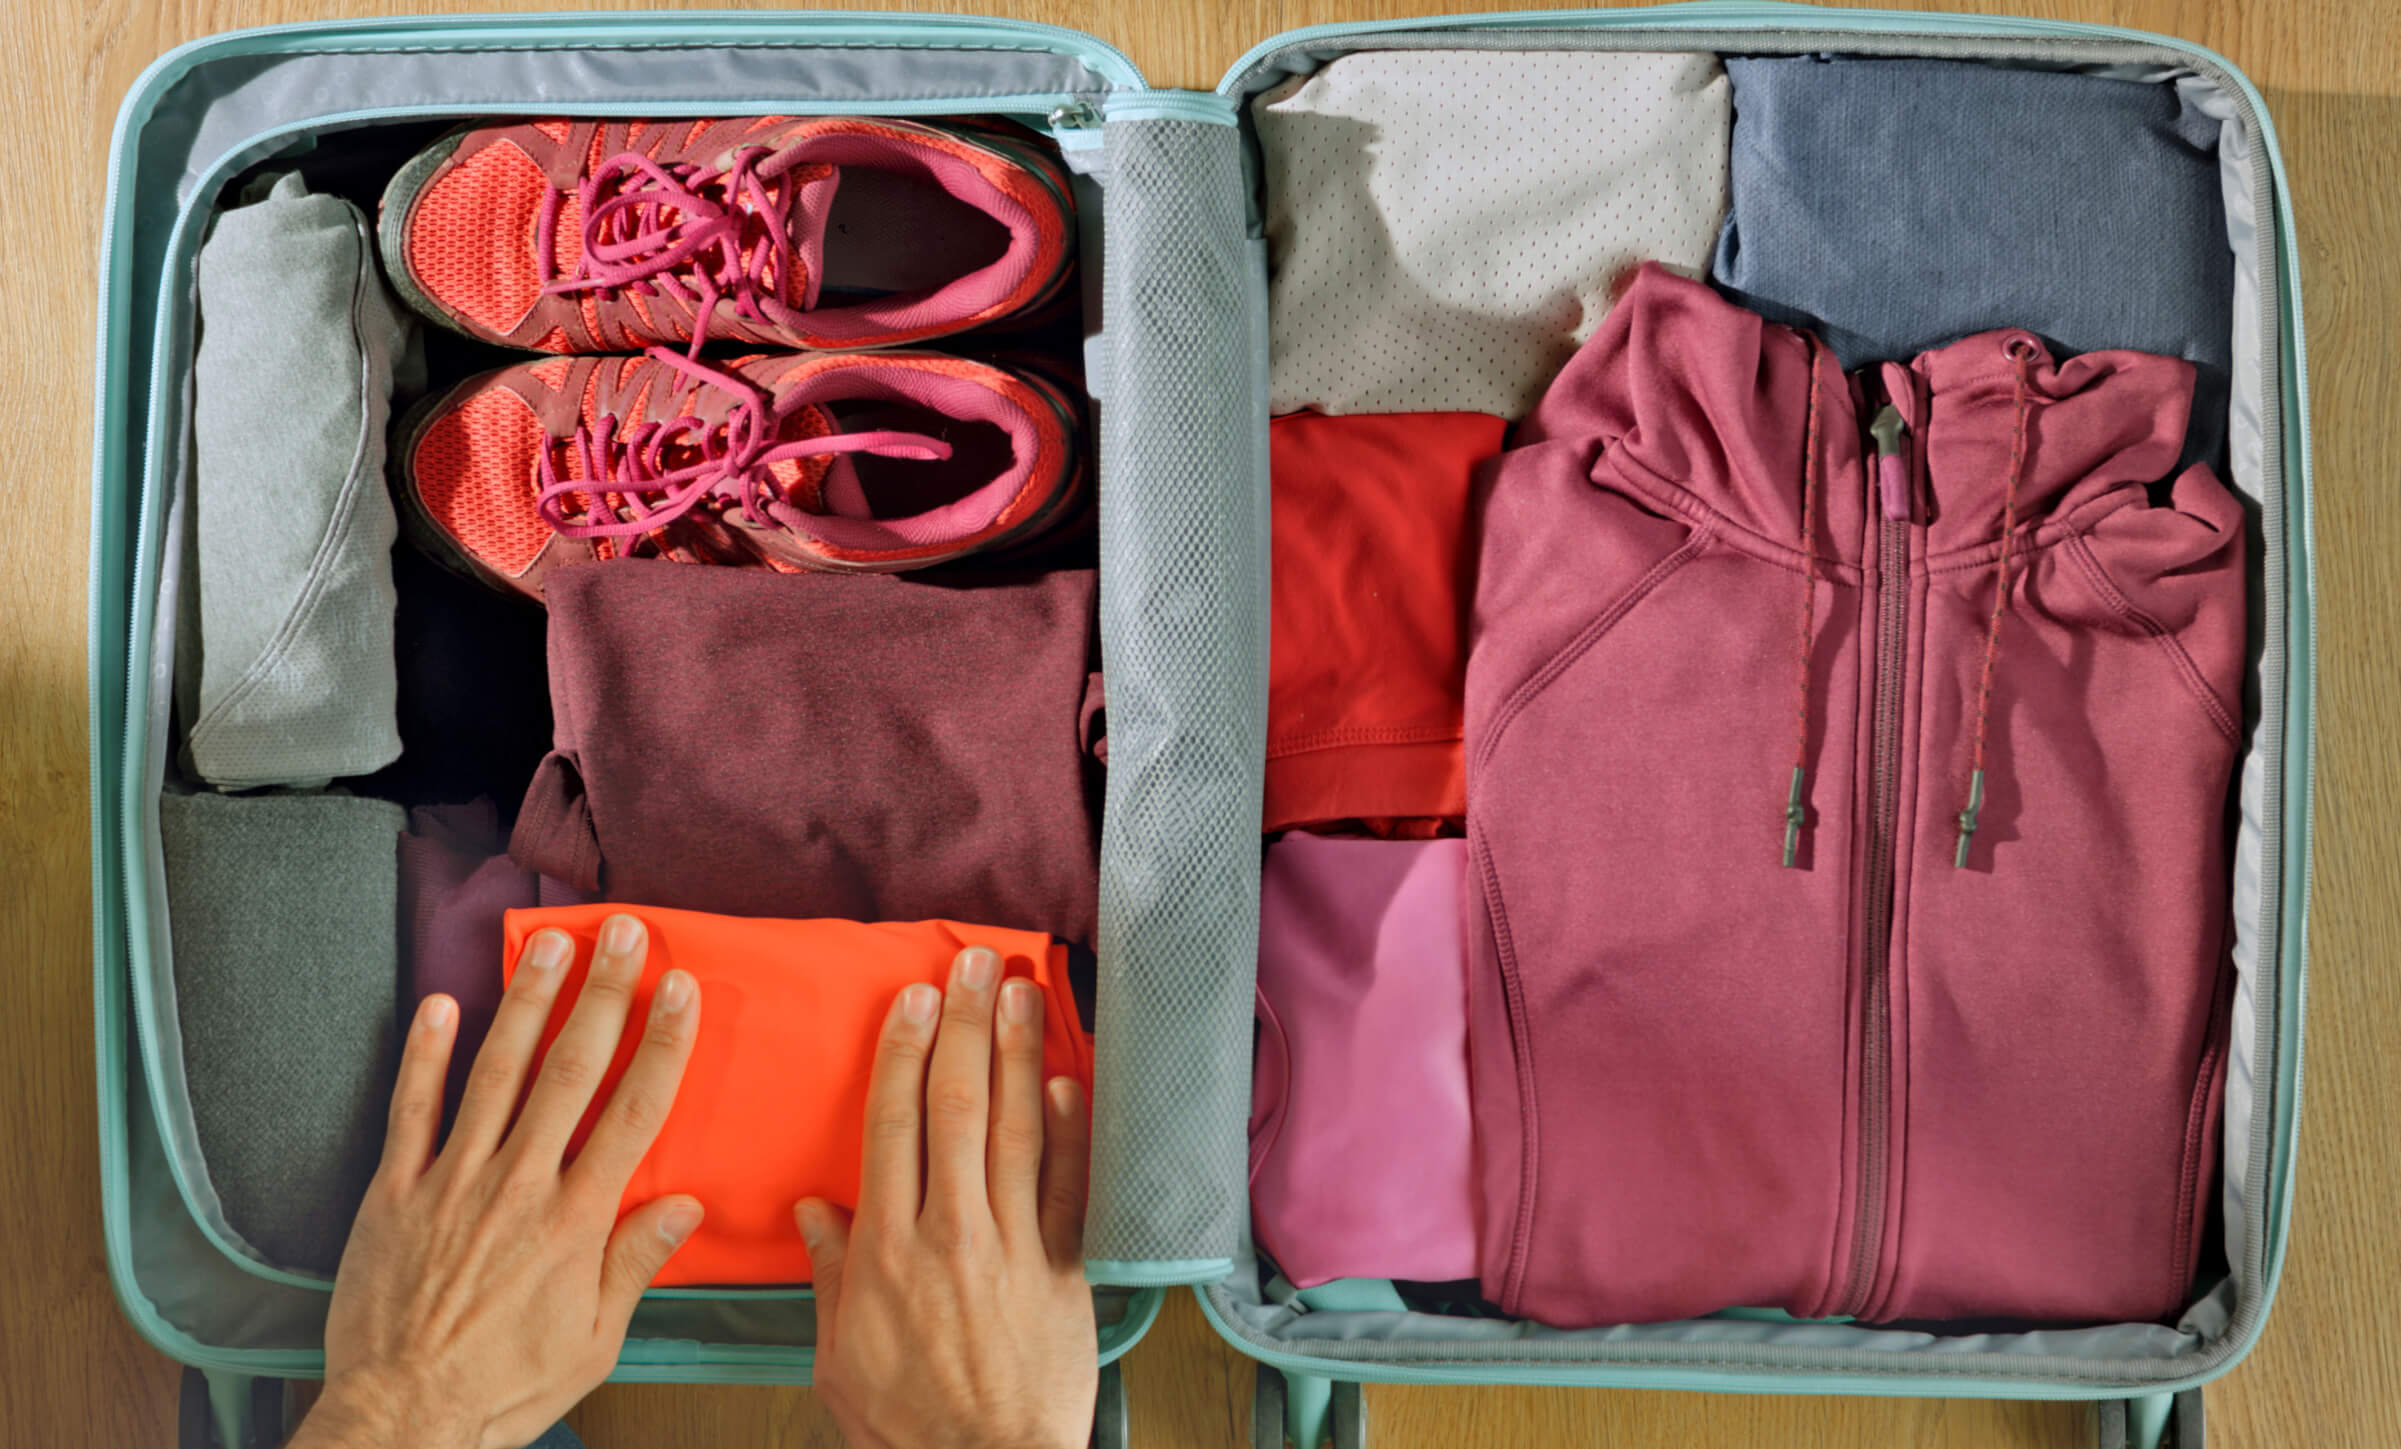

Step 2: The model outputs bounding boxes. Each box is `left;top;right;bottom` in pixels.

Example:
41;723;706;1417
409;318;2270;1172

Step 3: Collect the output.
1840;392;1912;1319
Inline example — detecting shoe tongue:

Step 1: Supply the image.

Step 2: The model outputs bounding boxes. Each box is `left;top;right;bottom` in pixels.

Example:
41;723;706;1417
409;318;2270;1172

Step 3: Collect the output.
782;163;841;313
760;401;840;508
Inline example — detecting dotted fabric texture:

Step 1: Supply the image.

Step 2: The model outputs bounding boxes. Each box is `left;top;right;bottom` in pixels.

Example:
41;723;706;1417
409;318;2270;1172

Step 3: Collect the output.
1257;50;1731;419
1087;118;1263;1270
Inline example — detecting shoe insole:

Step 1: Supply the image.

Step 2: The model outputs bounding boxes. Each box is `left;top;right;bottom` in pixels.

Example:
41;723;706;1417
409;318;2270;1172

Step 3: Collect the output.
819;399;1016;520
818;168;1012;297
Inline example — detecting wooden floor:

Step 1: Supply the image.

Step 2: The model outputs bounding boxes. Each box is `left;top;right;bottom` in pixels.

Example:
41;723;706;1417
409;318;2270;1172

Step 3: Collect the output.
7;0;2395;1442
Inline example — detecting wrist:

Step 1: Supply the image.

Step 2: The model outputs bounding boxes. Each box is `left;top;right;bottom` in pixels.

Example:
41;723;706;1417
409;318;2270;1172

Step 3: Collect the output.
295;1369;478;1449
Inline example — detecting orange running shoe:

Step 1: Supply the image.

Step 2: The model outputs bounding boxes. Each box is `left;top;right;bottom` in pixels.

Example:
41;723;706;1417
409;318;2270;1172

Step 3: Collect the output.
378;116;1076;355
393;347;1088;600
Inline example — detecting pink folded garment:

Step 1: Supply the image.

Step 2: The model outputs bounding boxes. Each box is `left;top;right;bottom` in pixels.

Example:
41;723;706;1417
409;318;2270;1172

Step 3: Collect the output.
1250;835;1477;1288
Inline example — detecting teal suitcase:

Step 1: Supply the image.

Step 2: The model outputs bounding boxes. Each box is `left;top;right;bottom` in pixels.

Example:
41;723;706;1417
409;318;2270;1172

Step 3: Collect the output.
90;6;2314;1448
88;14;1174;1445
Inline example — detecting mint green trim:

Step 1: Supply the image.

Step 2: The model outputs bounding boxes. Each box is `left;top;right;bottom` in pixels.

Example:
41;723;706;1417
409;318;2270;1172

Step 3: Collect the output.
1196;1287;2237;1399
1086;1257;1236;1288
1102;89;1237;125
128;11;1142;98
2131;1392;2173;1449
207;1369;254;1447
2261;78;2316;1307
1215;0;2262;93
1285;1369;1333;1449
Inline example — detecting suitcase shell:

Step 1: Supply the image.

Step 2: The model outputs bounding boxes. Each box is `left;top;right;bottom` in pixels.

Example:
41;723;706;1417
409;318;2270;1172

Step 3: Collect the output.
88;7;2314;1448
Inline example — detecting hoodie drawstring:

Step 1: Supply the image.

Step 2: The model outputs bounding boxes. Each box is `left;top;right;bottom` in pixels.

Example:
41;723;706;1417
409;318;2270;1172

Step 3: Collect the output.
1782;336;1823;868
1955;338;2040;868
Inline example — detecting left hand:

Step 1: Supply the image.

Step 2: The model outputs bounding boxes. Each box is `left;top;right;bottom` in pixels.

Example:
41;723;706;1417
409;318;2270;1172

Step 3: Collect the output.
292;915;702;1449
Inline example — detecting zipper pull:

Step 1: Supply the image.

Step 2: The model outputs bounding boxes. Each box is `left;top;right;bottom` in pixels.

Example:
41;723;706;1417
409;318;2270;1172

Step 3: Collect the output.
1954;769;1986;868
1870;403;1911;522
1782;765;1808;868
1047;101;1103;131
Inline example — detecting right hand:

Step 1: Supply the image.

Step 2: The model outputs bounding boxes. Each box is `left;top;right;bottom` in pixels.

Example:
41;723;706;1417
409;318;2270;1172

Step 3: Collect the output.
797;946;1098;1449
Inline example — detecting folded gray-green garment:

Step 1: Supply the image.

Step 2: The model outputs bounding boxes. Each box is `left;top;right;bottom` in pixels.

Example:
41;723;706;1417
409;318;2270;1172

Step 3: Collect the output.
185;171;410;790
160;790;405;1274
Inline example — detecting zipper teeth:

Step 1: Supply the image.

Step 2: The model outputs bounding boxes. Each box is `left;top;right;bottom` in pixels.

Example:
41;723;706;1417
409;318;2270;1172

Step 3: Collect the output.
1844;506;1910;1317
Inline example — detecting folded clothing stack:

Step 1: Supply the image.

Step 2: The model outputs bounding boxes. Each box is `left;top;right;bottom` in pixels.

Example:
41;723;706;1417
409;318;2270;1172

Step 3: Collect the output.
1258;50;1732;420
1712;55;2235;463
152;110;1108;1287
510;560;1103;947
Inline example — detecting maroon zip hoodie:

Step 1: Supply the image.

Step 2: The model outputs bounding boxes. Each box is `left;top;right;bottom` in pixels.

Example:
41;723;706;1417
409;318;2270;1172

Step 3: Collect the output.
1464;264;2244;1328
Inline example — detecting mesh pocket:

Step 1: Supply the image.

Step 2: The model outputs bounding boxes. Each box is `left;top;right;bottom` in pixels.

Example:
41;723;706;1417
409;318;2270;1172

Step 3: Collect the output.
1086;117;1264;1272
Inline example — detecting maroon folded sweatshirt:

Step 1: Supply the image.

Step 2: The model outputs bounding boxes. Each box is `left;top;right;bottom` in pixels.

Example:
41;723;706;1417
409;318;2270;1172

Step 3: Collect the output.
512;561;1101;946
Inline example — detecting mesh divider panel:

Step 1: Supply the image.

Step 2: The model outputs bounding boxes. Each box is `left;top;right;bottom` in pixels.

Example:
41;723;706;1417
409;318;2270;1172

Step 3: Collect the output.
1086;117;1263;1271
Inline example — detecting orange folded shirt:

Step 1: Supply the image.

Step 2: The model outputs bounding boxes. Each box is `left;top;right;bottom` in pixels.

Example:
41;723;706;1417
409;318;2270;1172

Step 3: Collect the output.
502;904;1095;1286
1267;410;1507;833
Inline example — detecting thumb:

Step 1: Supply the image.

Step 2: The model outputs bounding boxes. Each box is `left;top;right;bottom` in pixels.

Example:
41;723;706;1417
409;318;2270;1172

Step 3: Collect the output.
598;1195;704;1336
795;1198;852;1334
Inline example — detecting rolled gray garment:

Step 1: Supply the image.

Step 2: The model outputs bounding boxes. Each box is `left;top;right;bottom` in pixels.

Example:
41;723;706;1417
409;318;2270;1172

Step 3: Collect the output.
185;170;410;789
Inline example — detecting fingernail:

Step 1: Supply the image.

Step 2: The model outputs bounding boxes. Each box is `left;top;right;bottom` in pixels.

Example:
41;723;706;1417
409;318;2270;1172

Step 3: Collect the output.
659;1200;703;1245
655;970;694;1015
900;983;939;1023
523;931;570;973
794;1199;823;1245
955;946;999;992
1047;1077;1082;1116
601;913;645;956
420;995;456;1032
1001;978;1039;1025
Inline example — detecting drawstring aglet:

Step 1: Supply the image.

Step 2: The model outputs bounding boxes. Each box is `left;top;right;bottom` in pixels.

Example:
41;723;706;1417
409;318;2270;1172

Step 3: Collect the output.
1782;765;1808;868
1953;769;1987;869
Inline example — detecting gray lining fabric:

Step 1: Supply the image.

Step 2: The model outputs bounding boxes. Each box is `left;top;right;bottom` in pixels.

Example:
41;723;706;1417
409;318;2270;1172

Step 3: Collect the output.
1209;27;2291;1392
1085;114;1263;1272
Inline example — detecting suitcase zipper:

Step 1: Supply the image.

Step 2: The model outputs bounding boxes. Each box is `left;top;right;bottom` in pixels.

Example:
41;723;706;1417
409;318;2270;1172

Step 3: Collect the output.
1839;395;1911;1319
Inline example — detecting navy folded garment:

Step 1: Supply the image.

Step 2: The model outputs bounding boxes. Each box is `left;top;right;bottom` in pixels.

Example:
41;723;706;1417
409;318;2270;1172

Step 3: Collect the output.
1712;56;2233;462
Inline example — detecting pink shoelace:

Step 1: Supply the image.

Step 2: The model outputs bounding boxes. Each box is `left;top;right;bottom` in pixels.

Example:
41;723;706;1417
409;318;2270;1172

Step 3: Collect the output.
534;348;949;541
540;143;817;361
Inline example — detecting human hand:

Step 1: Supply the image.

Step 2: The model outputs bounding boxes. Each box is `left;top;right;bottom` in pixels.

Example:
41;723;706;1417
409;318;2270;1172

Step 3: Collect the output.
291;915;702;1449
798;945;1097;1449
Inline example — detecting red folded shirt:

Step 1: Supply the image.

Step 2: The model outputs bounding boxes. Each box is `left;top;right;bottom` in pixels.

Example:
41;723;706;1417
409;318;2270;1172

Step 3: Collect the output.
503;904;1093;1286
1267;411;1506;832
